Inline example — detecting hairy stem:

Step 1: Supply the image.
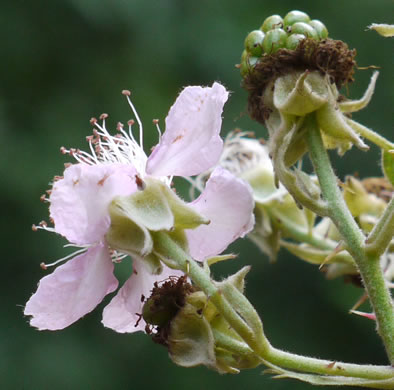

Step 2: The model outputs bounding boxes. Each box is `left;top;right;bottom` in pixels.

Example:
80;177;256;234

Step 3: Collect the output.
306;114;394;364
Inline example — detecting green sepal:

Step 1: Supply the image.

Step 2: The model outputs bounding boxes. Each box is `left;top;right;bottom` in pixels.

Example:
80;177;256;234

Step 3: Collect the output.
159;180;210;229
382;150;394;186
168;300;217;370
106;197;153;257
343;176;386;218
216;265;251;293
273;71;328;116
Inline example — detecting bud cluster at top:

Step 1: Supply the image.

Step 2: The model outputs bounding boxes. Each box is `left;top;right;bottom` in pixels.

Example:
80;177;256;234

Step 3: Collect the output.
240;10;328;76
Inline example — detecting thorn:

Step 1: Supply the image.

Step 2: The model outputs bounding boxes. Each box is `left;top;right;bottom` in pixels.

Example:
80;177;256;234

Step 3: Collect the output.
319;242;345;270
349;310;376;321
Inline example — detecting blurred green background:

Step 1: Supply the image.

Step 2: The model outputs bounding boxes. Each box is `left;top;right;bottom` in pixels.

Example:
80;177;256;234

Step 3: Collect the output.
1;0;393;389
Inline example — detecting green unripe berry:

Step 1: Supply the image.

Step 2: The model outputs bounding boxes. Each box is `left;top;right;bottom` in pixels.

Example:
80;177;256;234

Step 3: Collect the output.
286;33;306;50
288;22;318;39
309;20;328;39
244;30;265;56
262;28;287;54
283;10;310;28
260;14;283;32
240;53;259;76
142;297;176;327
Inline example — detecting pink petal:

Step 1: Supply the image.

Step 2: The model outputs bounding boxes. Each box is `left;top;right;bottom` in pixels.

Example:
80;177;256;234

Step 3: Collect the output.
50;163;137;245
24;244;118;330
186;167;255;261
146;82;229;177
102;260;184;333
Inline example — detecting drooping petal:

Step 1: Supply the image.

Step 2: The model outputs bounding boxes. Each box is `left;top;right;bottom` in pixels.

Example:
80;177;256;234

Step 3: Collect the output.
146;82;229;177
102;260;184;333
186;167;255;261
50;163;138;245
24;244;118;330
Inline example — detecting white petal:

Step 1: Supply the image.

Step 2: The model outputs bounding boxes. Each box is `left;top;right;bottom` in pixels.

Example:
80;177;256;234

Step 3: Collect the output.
102;260;184;333
186;167;255;261
50;163;137;245
24;244;118;330
146;82;229;177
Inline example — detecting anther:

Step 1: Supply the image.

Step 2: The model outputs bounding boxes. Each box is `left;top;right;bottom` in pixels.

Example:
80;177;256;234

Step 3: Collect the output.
100;113;108;120
90;117;98;125
40;262;47;270
116;122;124;131
40;194;46;202
39;221;48;227
127;119;135;126
60;146;67;154
135;174;146;190
152;119;159;125
32;224;38;232
122;90;131;96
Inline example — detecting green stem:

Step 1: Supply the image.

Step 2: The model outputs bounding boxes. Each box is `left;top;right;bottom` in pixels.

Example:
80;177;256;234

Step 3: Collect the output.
366;196;394;257
265;347;394;380
153;231;394;381
306;114;394;364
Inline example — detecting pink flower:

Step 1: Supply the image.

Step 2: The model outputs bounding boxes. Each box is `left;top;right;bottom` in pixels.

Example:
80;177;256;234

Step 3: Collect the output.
25;83;255;332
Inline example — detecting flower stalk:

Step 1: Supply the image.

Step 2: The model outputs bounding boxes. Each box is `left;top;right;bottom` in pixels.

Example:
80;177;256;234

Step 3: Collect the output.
305;113;394;364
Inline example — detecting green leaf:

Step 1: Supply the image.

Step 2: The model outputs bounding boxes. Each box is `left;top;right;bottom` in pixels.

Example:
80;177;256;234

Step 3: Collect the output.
382;150;394;186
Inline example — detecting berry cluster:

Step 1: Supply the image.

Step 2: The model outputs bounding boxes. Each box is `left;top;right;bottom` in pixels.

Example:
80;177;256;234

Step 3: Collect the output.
240;10;328;76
